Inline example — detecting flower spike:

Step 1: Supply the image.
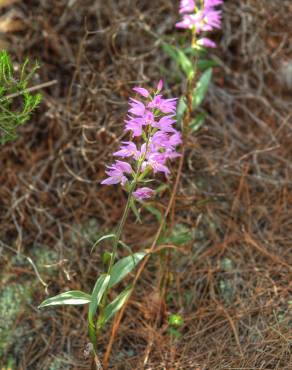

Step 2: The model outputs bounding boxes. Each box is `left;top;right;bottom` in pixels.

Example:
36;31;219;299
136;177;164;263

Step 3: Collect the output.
102;82;181;201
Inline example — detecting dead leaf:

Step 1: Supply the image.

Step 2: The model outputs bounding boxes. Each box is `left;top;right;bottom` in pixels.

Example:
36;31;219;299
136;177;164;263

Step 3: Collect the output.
0;0;21;9
143;291;166;323
0;37;9;49
0;10;25;32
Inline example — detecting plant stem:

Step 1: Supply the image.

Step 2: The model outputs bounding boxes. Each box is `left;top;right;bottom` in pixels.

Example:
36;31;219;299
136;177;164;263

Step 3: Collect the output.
0;79;57;102
103;145;185;369
107;182;136;275
89;183;136;352
103;27;204;370
159;29;198;302
92;147;149;349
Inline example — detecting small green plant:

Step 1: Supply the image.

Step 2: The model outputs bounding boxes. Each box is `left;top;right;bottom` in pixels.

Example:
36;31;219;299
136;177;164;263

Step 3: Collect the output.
0;50;41;144
168;313;184;339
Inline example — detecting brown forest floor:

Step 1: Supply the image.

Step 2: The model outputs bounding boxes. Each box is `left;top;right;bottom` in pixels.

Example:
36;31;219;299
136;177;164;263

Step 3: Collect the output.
0;0;291;369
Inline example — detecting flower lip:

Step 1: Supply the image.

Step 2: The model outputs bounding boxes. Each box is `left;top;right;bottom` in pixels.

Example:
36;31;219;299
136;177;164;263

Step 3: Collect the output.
125;116;144;137
128;98;146;116
114;160;133;174
113;142;140;159
156;115;177;131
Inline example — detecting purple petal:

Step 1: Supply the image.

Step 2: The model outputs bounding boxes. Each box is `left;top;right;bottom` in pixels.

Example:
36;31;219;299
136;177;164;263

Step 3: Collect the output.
204;0;223;8
133;87;150;98
113;142;139;159
176;14;197;29
133;187;155;200
128;98;145;116
157;79;164;92
144;110;155;126
197;37;217;48
169;132;182;146
101;177;119;185
125;116;144;137
147;96;177;114
115;160;132;174
146;153;170;176
156;116;177;132
179;0;195;14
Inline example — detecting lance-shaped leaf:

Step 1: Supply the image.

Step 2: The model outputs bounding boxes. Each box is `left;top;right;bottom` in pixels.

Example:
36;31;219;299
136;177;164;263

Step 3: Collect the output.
192;68;213;108
162;43;179;63
145;204;162;223
198;59;218;71
163;44;194;80
91;233;116;253
130;198;142;223
176;96;187;127
39;291;91;308
190;112;206;132
101;286;132;326
176;49;194;80
88;274;110;327
108;252;146;289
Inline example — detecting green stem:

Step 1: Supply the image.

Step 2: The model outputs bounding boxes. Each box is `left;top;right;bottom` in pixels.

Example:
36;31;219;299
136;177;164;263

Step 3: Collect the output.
106;149;149;281
88;183;136;352
91;137;151;349
159;29;198;301
107;182;136;275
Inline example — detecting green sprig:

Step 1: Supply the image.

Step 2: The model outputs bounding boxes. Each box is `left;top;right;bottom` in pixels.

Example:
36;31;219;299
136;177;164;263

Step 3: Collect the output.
0;50;41;145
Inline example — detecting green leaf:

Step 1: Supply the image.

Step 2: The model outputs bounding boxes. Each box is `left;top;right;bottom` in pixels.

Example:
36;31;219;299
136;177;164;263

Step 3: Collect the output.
102;251;112;265
130;198;142;223
177;49;194;80
108;252;146;289
144;204;162;223
184;46;200;57
168;327;181;339
221;258;234;272
39;291;91;308
162;43;179;63
88;274;110;329
91;234;116;253
190;112;206;132
176;96;187;127
163;224;193;246
155;184;169;194
0;50;41;145
102;286;132;326
198;59;218;71
0;50;13;85
192;68;213;108
168;314;184;327
162;43;194;80
118;240;133;255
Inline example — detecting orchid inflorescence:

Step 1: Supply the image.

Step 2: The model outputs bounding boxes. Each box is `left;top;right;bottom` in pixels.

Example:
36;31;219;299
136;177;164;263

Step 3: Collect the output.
101;80;181;200
176;0;223;48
